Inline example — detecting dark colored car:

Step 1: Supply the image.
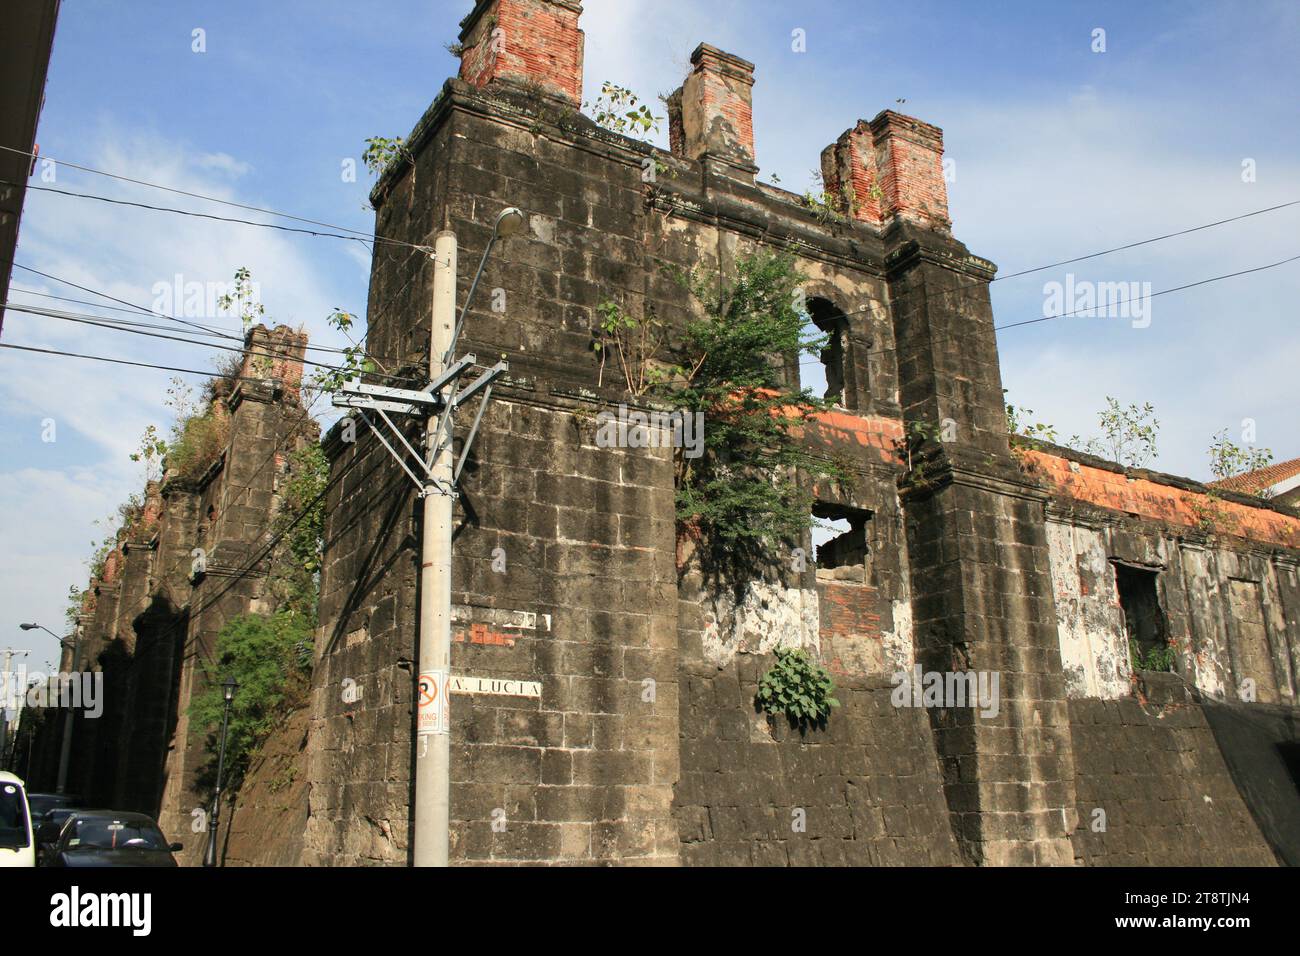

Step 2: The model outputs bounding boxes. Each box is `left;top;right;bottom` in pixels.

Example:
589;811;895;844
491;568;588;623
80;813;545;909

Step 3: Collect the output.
35;807;90;866
26;793;85;819
45;811;182;868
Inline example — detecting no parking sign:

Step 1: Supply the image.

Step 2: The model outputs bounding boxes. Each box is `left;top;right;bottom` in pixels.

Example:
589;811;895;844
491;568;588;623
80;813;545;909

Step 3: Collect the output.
417;669;449;735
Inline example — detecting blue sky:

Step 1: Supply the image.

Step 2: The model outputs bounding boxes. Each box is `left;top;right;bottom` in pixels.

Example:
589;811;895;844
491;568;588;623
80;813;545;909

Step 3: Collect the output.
2;0;1297;662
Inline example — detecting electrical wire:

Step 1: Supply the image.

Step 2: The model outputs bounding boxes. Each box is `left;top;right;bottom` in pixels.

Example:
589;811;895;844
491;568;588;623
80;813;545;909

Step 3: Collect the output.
5;179;381;249
0;143;428;253
4;261;424;385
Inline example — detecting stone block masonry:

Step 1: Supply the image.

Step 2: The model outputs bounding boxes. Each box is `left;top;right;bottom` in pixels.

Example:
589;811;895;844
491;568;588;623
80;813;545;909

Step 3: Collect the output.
26;325;318;867
277;0;1300;867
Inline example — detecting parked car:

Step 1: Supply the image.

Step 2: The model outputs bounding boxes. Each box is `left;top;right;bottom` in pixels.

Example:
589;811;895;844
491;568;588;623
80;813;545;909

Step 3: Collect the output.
26;791;85;819
45;811;182;868
0;772;35;868
36;806;89;866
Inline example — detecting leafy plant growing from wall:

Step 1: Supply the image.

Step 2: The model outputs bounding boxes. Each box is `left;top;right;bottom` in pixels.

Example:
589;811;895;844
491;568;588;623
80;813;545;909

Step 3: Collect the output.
188;609;315;795
143;373;232;482
362;136;412;177
265;443;329;618
1004;395;1072;448
583;81;661;139
63;584;84;628
895;418;946;478
802;169;865;225
755;646;840;728
591;300;671;394
218;266;266;334
1128;638;1175;673
1079;396;1159;468
589;252;846;584
1207;429;1274;497
305;308;381;404
130;424;169;483
666;251;847;567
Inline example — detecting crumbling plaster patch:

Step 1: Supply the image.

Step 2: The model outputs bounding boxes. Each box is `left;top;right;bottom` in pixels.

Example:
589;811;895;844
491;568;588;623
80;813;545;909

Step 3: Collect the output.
701;580;819;667
1046;521;1130;699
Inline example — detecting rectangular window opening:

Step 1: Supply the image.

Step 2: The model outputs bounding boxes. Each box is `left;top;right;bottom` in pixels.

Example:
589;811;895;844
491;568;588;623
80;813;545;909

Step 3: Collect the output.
813;502;871;582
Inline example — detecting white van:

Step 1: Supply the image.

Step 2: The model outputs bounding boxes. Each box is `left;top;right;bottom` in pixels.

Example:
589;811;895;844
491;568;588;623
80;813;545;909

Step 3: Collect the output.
0;771;36;867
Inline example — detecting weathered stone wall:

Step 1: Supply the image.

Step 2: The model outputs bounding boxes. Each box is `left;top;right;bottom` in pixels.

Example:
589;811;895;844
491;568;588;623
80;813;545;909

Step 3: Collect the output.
1046;512;1299;704
289;0;1300;869
224;706;311;867
675;667;961;866
309;389;680;864
29;324;316;866
1034;445;1300;707
1068;675;1278;866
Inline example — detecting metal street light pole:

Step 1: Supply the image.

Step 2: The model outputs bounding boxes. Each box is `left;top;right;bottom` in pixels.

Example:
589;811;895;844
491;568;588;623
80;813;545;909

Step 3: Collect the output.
20;622;74;790
204;676;238;868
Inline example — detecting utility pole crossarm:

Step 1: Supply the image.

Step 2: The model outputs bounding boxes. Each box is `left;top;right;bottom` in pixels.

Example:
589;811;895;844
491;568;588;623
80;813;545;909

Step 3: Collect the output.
453;361;508;408
354;410;434;497
332;394;417;415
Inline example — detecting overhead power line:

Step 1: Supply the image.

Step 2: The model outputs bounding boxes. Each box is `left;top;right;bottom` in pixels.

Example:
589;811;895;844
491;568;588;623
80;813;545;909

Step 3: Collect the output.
0;303;369;376
13;289;243;331
785;251;1300;366
7;258;247;343
5;260;423;385
993;200;1300;281
0;142;428;253
0;341;283;380
4;179;382;249
992;252;1300;331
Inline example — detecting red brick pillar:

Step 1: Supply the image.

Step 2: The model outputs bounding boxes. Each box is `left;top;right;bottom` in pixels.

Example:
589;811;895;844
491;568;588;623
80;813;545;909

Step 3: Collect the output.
666;43;757;179
821;110;951;234
457;0;585;105
240;324;308;400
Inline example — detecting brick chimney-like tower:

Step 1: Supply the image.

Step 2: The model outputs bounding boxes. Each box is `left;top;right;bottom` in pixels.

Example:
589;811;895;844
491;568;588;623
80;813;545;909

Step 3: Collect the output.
667;43;757;179
821;112;951;234
457;0;585;104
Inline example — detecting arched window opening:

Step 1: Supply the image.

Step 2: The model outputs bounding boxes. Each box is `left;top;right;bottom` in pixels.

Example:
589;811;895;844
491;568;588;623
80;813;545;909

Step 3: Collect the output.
800;298;849;407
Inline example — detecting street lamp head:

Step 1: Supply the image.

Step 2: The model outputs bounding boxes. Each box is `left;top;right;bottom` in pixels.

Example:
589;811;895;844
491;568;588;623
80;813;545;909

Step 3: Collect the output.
494;206;526;238
222;677;239;702
19;623;38;630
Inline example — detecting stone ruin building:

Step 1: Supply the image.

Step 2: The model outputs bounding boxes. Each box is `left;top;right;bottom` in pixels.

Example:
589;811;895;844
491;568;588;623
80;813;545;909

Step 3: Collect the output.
284;0;1300;866
33;0;1300;867
25;324;315;866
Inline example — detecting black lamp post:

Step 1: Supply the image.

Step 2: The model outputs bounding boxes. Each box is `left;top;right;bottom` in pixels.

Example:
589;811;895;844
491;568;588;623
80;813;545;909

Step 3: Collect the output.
20;622;77;792
203;676;238;868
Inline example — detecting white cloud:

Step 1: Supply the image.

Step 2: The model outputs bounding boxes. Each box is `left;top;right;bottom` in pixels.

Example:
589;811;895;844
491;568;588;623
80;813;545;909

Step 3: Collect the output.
0;125;361;652
192;151;254;178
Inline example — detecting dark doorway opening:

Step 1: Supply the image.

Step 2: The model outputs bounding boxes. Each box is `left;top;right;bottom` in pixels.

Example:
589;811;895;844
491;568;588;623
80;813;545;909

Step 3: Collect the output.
122;599;189;816
1278;742;1300;798
1114;563;1166;660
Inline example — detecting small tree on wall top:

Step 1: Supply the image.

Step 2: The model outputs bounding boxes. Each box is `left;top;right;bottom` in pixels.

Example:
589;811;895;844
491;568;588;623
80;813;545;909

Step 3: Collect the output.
591;251;846;577
666;251;848;573
1208;429;1274;496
